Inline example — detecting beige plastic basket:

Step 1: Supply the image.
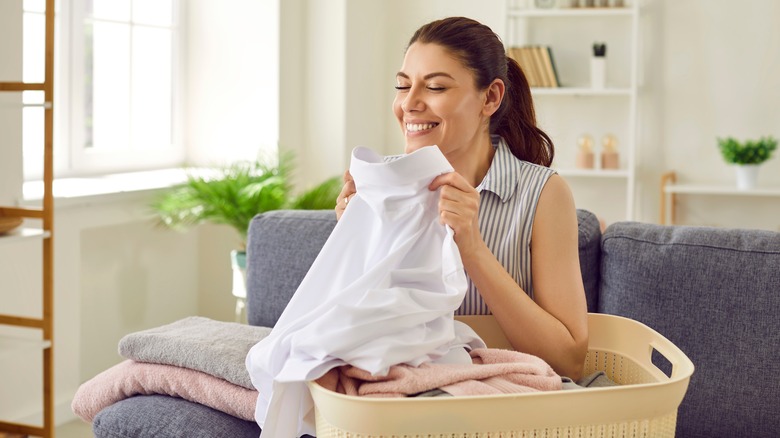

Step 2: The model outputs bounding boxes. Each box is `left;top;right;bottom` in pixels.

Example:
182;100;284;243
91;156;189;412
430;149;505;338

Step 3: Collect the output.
308;313;694;438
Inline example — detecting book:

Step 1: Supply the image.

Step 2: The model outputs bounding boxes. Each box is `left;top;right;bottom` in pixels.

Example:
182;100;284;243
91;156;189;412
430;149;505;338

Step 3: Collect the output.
508;45;560;88
539;46;560;87
509;47;537;88
530;46;551;87
521;46;545;87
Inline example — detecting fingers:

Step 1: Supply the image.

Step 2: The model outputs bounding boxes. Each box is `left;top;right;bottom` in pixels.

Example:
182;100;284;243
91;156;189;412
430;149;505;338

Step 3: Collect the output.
428;172;482;252
429;172;472;193
335;170;357;221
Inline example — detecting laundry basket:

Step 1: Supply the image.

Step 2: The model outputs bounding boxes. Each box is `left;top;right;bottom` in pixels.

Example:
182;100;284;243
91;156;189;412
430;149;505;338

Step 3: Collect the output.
308;313;694;438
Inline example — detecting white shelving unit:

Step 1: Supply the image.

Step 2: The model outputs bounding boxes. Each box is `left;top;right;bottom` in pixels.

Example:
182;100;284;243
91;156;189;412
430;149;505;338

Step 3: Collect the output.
660;171;780;225
505;1;640;222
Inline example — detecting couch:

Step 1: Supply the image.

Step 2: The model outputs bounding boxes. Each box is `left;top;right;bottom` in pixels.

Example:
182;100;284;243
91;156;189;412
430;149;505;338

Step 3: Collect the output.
91;209;780;438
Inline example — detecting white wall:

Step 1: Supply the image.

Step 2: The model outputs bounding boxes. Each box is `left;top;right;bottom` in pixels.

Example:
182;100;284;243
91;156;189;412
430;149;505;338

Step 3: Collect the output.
185;0;280;166
660;0;780;230
0;1;23;205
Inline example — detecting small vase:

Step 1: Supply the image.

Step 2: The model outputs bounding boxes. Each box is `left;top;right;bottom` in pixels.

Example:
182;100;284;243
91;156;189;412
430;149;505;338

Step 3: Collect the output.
735;164;760;190
230;250;248;322
575;151;595;169
601;151;619;170
590;56;605;89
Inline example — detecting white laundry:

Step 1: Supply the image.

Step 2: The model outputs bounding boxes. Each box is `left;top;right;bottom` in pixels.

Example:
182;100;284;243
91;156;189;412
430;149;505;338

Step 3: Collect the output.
245;145;486;437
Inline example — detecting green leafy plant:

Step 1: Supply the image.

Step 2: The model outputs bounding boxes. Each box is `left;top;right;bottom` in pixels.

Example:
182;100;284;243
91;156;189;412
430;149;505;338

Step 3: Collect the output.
150;154;341;247
717;136;778;165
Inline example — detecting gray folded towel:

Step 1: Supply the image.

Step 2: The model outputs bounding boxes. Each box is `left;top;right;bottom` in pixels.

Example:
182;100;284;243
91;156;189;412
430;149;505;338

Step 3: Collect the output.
118;316;271;389
561;371;618;390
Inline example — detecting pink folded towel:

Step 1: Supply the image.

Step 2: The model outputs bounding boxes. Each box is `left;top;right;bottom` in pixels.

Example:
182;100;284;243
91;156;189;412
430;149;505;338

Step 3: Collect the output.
317;348;561;397
72;360;258;422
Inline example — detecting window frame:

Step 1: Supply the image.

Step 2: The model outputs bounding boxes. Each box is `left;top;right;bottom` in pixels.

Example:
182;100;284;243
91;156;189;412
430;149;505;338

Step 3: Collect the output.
24;0;186;180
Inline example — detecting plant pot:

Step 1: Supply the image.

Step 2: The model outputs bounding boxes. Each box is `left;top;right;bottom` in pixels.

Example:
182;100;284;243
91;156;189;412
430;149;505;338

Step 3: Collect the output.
735;164;760;190
230;250;248;322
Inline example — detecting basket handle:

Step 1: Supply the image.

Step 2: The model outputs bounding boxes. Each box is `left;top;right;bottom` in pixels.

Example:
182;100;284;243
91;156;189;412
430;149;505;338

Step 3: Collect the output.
649;339;692;380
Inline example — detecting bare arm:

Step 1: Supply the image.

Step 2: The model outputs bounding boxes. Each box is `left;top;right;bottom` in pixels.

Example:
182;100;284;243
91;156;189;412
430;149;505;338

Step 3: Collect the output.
431;173;588;379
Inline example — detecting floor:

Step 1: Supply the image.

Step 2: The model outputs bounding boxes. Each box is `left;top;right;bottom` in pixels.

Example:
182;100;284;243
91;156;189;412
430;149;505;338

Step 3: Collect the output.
56;420;93;438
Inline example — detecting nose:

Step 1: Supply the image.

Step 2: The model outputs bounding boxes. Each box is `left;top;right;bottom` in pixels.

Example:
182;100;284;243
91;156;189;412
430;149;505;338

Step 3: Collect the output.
401;86;425;113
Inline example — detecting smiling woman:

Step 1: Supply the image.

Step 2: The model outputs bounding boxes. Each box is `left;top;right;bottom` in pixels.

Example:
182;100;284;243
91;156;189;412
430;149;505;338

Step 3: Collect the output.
336;17;589;381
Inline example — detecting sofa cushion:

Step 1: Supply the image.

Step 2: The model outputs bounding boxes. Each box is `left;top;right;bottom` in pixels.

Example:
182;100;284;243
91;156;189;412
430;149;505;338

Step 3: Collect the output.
599;222;780;438
92;395;260;438
576;209;601;312
246;209;601;326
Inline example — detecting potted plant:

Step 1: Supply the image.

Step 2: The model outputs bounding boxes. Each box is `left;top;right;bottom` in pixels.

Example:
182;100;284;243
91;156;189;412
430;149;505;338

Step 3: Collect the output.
150;154;341;320
717;136;778;190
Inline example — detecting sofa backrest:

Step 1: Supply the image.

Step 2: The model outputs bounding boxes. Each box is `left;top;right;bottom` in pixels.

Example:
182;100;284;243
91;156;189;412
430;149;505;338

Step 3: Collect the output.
245;208;601;328
599;222;780;438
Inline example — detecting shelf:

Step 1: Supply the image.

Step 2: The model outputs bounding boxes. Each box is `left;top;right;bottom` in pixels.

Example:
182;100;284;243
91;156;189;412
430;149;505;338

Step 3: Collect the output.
532;87;633;96
664;184;780;197
557;168;630;178
508;7;636;18
0;228;51;245
0;335;52;350
508;3;640;222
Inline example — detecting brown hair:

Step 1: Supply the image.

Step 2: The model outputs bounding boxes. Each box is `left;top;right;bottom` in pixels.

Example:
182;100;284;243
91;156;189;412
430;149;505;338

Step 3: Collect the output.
407;17;554;167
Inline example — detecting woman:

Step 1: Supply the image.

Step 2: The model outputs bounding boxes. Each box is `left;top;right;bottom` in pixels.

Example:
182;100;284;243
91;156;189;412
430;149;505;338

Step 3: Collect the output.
336;17;588;380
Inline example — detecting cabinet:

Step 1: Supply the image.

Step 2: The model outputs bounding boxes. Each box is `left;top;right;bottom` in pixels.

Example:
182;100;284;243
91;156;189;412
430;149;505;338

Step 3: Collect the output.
0;0;55;437
505;0;640;222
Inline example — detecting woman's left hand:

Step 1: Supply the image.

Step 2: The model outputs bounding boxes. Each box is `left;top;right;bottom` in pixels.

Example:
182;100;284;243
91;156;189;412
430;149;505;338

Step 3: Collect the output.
429;172;483;255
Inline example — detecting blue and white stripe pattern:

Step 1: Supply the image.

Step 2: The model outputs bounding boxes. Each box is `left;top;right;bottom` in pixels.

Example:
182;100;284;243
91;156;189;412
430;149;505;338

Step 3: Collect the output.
456;136;555;315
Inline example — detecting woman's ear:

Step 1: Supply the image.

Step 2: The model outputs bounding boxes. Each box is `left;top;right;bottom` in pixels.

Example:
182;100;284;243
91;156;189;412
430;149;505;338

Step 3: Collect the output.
482;78;505;117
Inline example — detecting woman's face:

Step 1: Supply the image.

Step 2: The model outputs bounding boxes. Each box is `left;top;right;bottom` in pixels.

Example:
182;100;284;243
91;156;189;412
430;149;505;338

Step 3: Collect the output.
393;42;490;156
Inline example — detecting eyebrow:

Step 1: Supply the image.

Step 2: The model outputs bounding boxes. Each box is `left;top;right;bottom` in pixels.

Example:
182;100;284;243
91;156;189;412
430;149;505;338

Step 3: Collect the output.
396;71;455;80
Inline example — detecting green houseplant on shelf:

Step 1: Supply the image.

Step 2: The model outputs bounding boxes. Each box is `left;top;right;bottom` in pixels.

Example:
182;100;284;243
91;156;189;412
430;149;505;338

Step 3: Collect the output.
717;136;778;190
150;154;342;320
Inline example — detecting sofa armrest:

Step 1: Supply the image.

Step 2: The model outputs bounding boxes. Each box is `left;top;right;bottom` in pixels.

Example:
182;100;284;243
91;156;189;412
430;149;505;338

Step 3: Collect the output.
245;210;337;328
599;222;780;438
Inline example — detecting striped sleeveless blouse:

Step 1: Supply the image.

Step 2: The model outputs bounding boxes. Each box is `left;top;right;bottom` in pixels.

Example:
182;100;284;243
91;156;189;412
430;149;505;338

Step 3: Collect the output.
456;136;556;315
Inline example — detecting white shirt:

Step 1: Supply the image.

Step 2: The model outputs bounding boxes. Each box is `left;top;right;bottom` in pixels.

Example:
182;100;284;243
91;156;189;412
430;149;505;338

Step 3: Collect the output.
246;145;485;437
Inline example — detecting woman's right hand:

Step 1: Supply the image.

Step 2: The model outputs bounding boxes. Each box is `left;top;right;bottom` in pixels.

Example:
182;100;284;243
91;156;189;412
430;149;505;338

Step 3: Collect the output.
335;170;356;221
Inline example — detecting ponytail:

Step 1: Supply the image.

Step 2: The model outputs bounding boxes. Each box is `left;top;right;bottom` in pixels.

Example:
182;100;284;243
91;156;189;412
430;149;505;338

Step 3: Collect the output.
493;56;555;167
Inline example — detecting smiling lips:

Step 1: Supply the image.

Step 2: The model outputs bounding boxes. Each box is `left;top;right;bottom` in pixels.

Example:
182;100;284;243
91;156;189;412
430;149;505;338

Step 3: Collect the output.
406;122;439;133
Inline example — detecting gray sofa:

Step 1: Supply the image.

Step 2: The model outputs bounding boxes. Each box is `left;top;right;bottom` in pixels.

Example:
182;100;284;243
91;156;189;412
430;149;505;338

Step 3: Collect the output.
92;209;780;438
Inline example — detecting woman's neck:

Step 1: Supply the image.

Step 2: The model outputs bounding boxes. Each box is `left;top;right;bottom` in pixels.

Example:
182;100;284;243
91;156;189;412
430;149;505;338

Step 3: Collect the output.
446;135;496;187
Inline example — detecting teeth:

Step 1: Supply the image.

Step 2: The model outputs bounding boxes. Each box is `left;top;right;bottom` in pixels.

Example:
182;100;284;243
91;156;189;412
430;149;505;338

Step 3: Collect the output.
406;123;438;132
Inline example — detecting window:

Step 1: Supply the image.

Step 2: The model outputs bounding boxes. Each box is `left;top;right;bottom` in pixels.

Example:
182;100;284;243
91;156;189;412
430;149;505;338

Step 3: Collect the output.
23;0;183;180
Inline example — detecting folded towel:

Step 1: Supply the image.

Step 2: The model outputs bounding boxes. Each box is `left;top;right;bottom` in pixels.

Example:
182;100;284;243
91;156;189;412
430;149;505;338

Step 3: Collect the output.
118;316;271;389
72;360;258;422
317;348;561;397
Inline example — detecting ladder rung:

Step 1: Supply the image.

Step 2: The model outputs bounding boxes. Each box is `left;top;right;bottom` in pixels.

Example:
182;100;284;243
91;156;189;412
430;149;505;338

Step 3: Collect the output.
0;82;46;91
0;314;45;329
0;206;45;219
0;420;45;436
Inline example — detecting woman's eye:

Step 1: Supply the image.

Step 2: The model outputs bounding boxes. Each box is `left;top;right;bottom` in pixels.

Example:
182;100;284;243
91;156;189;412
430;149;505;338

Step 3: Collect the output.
394;85;410;91
428;86;445;91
